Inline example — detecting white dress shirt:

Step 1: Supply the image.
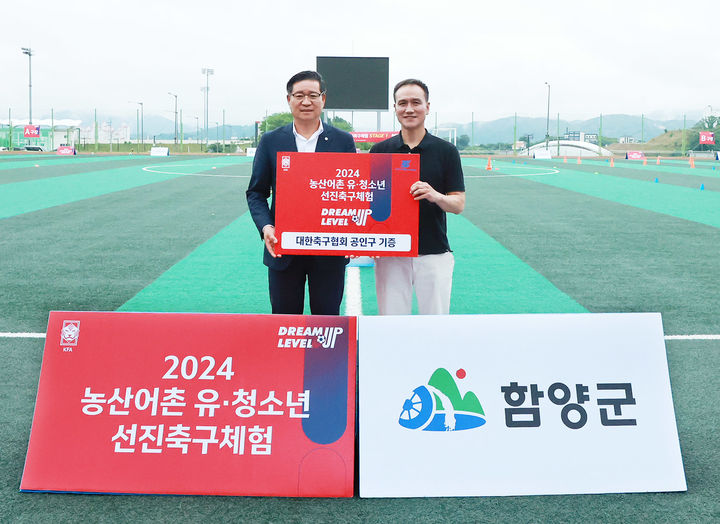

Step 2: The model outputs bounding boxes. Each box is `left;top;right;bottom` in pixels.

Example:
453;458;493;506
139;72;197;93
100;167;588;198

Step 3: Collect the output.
292;121;324;152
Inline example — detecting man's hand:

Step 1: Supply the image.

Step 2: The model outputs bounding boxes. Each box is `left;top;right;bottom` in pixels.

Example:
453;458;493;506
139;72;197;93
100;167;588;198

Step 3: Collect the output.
409;182;465;214
262;225;281;258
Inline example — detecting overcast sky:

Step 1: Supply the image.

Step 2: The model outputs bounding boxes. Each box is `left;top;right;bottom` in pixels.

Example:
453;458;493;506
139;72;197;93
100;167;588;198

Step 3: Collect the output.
2;0;718;130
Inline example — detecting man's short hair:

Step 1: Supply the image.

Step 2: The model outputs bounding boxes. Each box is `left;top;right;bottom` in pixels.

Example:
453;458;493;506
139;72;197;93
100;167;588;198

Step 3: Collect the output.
286;71;326;94
393;79;429;102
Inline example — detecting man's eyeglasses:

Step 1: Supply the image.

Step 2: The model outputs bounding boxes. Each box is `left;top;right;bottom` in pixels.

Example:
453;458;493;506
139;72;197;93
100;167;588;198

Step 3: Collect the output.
290;91;325;102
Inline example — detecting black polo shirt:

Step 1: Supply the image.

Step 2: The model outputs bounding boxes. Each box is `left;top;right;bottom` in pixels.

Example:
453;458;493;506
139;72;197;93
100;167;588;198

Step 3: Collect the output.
370;130;465;255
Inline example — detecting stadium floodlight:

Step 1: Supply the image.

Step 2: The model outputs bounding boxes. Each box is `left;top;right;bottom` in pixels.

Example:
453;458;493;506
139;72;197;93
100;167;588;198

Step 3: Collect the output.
544;82;550;150
168;92;178;144
131;101;144;152
201;68;214;151
21;47;33;125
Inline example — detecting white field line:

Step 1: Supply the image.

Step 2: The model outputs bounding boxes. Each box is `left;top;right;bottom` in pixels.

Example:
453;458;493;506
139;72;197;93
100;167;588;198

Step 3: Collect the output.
142;165;249;178
466;166;559;178
343;266;363;316
664;335;720;340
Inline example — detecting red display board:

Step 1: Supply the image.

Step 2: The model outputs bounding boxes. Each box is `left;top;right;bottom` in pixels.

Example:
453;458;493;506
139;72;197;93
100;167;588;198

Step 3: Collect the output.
24;125;40;138
699;131;715;145
275;152;419;257
626;151;646;159
350;131;399;143
56;146;76;155
21;312;356;497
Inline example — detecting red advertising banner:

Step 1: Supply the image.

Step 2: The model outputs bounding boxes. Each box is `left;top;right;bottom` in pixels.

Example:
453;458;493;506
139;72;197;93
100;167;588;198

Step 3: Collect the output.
626;151;646;160
350;131;399;143
24;125;40;138
275;152;419;257
699;131;715;145
56;146;76;155
21;311;356;497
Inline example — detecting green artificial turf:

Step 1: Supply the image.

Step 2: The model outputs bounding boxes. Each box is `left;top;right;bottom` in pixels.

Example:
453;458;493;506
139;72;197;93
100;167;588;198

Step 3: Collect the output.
0;155;718;522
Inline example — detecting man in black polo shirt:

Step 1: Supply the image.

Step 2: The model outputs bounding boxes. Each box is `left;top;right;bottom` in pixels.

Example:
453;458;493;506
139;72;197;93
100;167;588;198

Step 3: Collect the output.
370;78;466;314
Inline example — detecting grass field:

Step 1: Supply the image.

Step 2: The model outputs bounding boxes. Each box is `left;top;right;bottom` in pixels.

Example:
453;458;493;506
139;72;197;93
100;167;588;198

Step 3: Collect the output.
1;153;718;522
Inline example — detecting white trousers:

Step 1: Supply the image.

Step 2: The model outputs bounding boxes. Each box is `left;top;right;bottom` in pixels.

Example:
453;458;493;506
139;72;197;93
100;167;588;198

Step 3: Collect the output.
375;252;455;315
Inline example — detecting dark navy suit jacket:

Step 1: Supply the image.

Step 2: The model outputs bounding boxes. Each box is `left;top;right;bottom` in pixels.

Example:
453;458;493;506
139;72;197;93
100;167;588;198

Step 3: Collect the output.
245;122;356;270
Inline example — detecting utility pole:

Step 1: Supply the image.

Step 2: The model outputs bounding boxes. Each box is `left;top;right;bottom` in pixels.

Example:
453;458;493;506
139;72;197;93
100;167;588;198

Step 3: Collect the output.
194;116;199;150
544;82;550;150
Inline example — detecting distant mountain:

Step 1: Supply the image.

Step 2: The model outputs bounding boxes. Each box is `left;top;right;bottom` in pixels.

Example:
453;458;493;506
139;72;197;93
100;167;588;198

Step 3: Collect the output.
443;114;691;145
38;110;696;145
43;111;255;140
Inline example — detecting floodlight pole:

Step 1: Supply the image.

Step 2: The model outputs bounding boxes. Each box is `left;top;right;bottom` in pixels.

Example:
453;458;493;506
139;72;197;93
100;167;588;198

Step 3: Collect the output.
132;102;144;152
194;116;199;149
22;48;33;125
471;112;474;147
641;113;645;143
222;109;225;152
201;68;214;152
168;92;178;144
544;82;550;150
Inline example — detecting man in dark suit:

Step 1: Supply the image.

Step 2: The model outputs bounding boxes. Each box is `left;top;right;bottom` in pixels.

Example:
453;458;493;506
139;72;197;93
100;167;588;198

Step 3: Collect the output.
246;70;356;315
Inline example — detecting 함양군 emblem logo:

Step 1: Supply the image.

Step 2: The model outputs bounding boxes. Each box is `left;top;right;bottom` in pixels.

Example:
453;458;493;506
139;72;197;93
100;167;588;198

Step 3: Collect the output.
399;368;486;431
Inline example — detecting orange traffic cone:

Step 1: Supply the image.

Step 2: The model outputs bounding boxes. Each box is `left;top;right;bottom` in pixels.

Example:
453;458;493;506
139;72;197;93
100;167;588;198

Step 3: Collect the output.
610;157;615;167
577;156;582;164
656;156;661;165
689;157;695;168
486;157;492;171
563;156;567;163
643;158;647;166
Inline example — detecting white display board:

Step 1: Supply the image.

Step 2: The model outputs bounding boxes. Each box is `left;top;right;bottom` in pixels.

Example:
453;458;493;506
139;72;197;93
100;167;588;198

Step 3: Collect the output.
358;313;686;497
533;148;552;159
150;147;169;156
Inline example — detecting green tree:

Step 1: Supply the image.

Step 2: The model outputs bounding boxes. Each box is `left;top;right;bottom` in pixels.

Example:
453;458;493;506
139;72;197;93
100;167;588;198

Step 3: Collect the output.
328;116;352;132
456;134;470;149
258;113;353;137
259;112;294;134
694;115;720;130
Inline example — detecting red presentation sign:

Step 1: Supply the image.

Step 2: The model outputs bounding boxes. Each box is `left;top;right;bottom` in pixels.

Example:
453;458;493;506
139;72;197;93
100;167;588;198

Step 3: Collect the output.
275;152;419;257
21;311;357;496
24;125;40;138
626;151;646;160
350;131;399;143
699;131;715;145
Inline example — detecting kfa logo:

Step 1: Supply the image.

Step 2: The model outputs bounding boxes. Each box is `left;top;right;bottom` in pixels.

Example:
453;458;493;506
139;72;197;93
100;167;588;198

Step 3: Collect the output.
60;320;80;349
399;368;486;432
277;325;344;349
281;155;291;170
